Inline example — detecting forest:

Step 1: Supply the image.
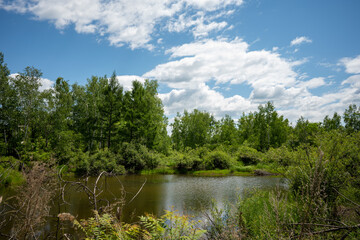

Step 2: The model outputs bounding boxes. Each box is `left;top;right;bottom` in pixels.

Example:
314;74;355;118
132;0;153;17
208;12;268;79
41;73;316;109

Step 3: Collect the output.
1;51;360;239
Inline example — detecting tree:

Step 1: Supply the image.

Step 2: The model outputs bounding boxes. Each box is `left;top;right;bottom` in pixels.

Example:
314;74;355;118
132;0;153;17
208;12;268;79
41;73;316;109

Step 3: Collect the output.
291;116;320;147
213;115;238;145
122;80;167;149
343;104;360;133
171;109;215;150
100;72;123;149
322;112;342;131
12;67;43;153
238;102;290;151
0;52;15;155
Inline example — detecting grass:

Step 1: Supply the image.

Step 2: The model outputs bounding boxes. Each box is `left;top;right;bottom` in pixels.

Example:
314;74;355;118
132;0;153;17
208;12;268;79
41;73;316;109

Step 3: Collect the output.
140;167;176;175
192;169;253;177
0;166;25;188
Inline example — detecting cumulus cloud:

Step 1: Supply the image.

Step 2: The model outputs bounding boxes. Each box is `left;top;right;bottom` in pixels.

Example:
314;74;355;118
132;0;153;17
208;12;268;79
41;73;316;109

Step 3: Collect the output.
145;38;360;123
339;55;360;74
297;77;326;89
158;83;255;117
0;0;243;49
342;74;360;88
145;38;298;89
9;73;54;91
115;75;145;91
166;11;229;39
290;36;312;46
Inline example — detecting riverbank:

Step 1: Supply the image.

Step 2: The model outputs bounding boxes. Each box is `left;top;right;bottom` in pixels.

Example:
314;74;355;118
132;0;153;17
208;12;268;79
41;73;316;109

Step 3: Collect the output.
140;166;279;177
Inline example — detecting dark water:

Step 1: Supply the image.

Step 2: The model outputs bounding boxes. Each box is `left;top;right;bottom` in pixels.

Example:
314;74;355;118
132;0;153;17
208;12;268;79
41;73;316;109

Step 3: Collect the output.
57;174;286;222
0;174;286;237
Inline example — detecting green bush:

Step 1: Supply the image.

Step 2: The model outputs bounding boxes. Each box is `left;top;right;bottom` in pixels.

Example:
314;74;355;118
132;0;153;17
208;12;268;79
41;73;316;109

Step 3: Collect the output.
118;142;150;173
236;146;263;165
70;150;125;176
0;156;24;187
264;145;294;166
173;150;203;172
89;150;125;175
204;150;232;170
138;144;160;170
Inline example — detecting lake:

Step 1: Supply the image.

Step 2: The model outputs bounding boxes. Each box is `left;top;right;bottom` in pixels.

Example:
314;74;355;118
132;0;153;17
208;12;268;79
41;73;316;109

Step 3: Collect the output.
57;174;287;222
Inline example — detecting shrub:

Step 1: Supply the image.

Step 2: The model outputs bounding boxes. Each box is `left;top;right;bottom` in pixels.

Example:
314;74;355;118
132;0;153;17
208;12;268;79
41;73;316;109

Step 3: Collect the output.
173;151;200;172
89;150;125;175
70;151;90;176
204;150;232;170
118;142;151;173
138;144;160;170
264;146;294;167
0;157;24;187
236;146;263;165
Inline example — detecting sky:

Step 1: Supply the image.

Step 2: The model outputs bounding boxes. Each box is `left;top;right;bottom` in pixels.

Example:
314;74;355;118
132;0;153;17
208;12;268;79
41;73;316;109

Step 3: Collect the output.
1;0;360;125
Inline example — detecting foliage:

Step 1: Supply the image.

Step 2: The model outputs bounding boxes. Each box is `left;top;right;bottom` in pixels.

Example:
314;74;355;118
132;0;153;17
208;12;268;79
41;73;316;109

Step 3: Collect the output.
322;112;342;131
171;109;216;150
290;116;320;148
70;209;206;240
264;145;295;167
88;150;125;175
236;145;263;165
238;102;290;151
73;211;123;239
118;142;159;173
204;149;233;170
343;104;360;133
0;156;24;187
172;149;203;172
205;200;247;239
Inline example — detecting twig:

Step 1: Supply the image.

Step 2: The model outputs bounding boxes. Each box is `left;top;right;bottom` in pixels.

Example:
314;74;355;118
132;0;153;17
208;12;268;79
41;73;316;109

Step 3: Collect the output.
128;178;147;204
333;187;360;208
292;224;360;238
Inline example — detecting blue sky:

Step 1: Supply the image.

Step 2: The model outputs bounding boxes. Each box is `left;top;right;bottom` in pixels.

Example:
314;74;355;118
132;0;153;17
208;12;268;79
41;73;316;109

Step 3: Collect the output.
1;0;360;124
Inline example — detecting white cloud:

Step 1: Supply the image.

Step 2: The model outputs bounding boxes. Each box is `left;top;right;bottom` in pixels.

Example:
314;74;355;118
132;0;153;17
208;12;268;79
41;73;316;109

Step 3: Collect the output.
145;39;360;123
297;77;326;89
159;83;255;117
0;0;27;13
9;73;54;91
342;74;360;88
115;75;145;91
39;77;54;91
290;36;312;46
145;38;298;89
0;0;243;49
339;55;360;74
166;11;229;39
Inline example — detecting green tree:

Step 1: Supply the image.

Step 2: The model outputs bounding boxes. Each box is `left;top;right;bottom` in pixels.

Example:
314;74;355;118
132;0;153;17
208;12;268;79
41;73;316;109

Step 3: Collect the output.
122;80;167;149
213;114;238;145
322;112;342;131
100;72;123;149
0;52;16;155
238;102;290;151
343;104;360;133
291;116;320;148
12;67;43;153
171;109;215;150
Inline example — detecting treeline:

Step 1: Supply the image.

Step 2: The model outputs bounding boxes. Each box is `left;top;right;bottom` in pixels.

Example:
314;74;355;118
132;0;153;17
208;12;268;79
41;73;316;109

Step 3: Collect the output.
0;53;169;170
1;51;360;177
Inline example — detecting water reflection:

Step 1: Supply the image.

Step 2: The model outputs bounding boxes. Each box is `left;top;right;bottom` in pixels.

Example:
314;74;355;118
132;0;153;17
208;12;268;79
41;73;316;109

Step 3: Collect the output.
59;175;286;222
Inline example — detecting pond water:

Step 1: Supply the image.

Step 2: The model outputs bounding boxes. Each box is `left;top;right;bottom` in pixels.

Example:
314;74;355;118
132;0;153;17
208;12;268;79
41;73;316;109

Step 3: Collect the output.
57;174;287;222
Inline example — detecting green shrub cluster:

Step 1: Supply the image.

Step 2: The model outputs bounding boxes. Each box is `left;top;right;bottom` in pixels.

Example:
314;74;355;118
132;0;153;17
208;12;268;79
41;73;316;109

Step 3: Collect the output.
0;156;24;187
236;145;263;165
204;149;233;170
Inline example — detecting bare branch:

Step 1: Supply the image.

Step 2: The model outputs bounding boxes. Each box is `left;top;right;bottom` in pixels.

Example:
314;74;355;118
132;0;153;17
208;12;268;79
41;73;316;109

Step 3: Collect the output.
128;178;147;205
